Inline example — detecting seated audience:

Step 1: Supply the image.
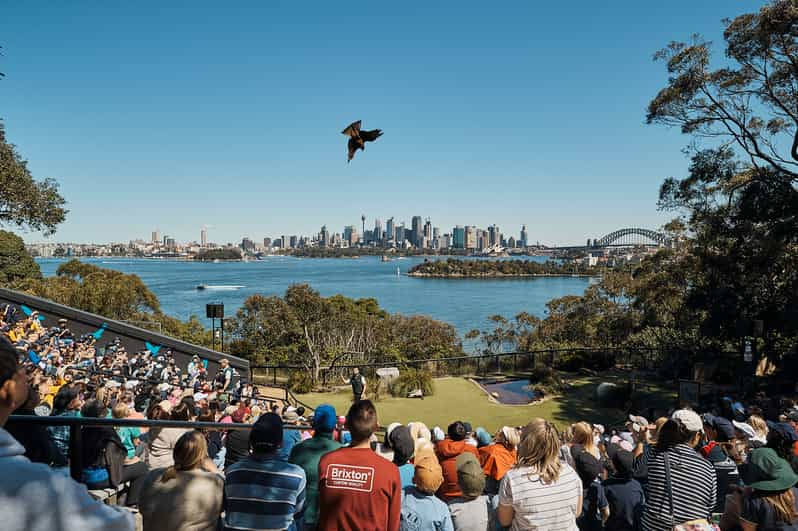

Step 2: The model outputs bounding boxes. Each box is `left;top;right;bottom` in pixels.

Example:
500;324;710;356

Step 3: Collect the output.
448;452;490;531
139;430;224;531
222;413;307;531
319;400;401;531
436;421;481;502
400;450;453;530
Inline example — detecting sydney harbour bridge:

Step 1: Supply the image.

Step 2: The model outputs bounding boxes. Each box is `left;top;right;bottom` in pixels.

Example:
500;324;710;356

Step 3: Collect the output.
554;227;672;250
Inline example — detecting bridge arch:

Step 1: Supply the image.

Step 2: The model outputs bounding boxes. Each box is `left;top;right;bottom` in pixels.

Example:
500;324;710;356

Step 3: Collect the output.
593;228;670;247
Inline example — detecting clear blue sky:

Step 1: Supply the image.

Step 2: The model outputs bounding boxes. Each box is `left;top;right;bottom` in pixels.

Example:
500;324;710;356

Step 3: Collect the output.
2;1;753;246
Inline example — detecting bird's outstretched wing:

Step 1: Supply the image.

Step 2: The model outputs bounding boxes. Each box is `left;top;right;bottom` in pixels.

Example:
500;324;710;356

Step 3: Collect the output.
347;137;361;162
360;129;383;142
342;120;361;138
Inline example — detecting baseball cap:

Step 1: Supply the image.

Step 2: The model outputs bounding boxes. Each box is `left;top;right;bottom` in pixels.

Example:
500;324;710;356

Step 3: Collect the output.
671;409;703;432
628;414;650;431
250;412;283;451
312;404;337;433
701;414;735;441
414;453;444;494
732;420;757;440
456;453;485;498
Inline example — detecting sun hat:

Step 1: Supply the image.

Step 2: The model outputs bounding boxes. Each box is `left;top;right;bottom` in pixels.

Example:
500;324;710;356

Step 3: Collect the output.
628;414;650;431
739;448;798;491
456;452;485;499
414;452;444;494
282;410;299;423
732;420;757;441
671;409;703;432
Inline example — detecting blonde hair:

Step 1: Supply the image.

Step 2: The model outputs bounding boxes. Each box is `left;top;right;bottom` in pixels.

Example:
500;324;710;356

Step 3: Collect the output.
748;415;768;439
571;421;595;451
762;488;798;524
517;418;562;484
161;431;207;483
111;402;129;419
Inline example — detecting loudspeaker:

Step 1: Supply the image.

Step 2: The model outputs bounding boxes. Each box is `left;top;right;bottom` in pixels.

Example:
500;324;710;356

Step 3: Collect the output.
206;303;224;319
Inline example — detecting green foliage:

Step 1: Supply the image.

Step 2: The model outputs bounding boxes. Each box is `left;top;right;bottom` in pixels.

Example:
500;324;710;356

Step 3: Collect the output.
229;284;463;387
194;248;242;261
390;368;435;397
528;366;565;395
408;258;599;277
287;370;314;394
552;350;615;372
0;123;67;235
0;230;41;284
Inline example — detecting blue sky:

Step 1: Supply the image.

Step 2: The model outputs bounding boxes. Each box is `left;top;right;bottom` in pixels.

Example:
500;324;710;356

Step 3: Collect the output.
2;1;754;246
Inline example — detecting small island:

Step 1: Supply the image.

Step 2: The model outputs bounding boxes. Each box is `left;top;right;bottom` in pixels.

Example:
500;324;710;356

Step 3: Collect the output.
407;258;600;278
193;248;243;261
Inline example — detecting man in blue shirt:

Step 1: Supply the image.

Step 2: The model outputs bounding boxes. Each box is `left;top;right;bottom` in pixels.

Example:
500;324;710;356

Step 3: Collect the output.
223;413;307;531
278;408;302;461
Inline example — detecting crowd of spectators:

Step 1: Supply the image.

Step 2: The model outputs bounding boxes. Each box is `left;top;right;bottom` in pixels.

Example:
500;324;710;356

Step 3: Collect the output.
2;303;798;530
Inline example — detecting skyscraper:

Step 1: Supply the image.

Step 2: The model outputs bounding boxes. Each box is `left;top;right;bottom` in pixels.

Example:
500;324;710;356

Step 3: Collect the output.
200;228;207;247
386;217;395;243
465;226;477;250
152;230;160;244
374;218;383;244
453;226;465;249
423;218;432;247
396;224;406;244
520;225;528;248
320;225;330;247
411;216;423;247
361;214;366;242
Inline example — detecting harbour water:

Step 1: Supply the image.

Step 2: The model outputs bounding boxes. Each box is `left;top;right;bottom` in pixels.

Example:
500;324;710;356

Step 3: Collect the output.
37;256;593;339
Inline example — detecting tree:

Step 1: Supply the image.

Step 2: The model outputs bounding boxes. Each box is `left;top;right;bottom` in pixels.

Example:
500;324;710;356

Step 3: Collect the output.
647;1;798;180
0;230;41;284
0;123;67;234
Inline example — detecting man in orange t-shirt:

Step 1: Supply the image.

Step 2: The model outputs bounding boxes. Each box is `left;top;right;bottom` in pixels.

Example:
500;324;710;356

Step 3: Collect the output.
318;400;401;531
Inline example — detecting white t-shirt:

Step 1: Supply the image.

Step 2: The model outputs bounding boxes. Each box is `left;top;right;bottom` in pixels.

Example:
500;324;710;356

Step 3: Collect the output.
498;462;582;531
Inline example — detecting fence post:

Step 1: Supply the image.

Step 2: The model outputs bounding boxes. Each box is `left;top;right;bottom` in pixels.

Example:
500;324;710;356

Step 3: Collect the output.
513;353;517;373
273;368;277;386
476;357;480;375
69;424;82;481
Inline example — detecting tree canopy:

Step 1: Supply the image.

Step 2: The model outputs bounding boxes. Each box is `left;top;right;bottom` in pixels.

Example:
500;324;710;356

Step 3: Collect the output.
0;123;67;235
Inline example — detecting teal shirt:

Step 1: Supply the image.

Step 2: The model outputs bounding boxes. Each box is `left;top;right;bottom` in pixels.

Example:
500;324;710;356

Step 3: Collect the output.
116;426;140;459
288;431;341;525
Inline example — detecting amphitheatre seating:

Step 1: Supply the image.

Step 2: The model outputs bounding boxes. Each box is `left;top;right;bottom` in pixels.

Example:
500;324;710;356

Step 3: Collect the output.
88;482;130;504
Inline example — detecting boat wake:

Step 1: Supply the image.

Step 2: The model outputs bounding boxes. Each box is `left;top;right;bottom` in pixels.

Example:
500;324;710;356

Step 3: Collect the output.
196;284;245;290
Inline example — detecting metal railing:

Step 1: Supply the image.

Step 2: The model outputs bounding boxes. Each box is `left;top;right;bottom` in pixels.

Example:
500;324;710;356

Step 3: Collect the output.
250;346;665;386
7;415;312;482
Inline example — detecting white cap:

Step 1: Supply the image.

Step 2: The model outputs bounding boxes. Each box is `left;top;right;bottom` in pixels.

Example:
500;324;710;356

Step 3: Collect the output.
671;409;703;432
732;420;756;440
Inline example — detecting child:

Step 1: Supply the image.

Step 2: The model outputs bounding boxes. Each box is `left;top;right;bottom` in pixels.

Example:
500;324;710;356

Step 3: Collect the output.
400;451;453;531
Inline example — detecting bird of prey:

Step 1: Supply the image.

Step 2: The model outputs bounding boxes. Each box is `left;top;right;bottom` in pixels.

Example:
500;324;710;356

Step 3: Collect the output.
342;120;383;162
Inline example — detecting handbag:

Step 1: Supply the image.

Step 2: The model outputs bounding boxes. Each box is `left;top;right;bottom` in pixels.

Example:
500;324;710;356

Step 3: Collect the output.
664;452;719;531
100;438;127;487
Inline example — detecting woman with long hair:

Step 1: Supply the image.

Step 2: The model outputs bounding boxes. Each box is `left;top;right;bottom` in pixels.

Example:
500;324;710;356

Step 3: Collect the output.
197;407;225;468
143;400;190;469
139;430;223;531
497;418;582;530
639;410;717;530
571;421;600;459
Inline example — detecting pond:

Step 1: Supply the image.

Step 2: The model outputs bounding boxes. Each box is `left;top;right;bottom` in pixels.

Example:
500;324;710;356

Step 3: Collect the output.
479;378;542;405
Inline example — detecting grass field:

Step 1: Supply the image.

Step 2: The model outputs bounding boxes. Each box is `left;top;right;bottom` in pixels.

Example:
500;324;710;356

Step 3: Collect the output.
296;373;675;432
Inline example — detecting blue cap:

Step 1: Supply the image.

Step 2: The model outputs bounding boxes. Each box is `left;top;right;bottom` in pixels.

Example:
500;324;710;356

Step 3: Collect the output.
475;427;492;447
313;404;337;433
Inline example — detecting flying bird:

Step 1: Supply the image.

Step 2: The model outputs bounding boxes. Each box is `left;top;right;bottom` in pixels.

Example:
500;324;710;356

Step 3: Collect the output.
342;120;383;162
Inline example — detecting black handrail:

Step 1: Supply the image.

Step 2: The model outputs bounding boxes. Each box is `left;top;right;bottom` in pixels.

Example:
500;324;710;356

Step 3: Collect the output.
250;347;660;371
7;414;313;481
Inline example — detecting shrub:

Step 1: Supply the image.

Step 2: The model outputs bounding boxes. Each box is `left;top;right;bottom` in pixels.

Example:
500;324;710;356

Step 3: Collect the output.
553;350;615;372
287;371;313;394
528;366;566;395
390;368;435;397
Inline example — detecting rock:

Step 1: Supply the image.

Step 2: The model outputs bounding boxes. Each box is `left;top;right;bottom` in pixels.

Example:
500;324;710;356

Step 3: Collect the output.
408;388;424;399
376;367;400;382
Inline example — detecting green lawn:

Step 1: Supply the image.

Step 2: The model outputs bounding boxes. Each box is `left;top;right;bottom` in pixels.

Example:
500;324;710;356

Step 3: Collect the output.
296;374;675;432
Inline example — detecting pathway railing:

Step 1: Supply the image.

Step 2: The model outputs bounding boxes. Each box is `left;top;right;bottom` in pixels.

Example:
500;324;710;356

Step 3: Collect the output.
6;415;311;481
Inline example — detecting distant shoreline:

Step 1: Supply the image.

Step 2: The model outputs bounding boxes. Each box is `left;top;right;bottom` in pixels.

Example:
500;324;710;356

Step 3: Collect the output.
407;272;596;278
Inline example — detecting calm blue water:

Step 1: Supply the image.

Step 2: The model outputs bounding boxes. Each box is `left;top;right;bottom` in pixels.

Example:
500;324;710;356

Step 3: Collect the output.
481;379;541;405
37;256;592;338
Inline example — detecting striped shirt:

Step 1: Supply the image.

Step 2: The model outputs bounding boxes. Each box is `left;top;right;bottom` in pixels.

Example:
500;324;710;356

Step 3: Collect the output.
639;443;717;531
222;454;307;531
498;462;583;531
